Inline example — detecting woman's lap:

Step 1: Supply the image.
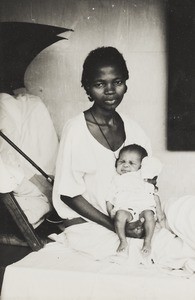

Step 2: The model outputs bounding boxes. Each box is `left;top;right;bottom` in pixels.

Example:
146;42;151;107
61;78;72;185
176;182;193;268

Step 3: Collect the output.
63;220;195;271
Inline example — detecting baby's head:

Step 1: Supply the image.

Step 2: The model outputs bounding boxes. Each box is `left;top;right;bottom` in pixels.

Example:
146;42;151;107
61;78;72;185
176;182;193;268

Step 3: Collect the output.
81;46;129;98
116;144;148;175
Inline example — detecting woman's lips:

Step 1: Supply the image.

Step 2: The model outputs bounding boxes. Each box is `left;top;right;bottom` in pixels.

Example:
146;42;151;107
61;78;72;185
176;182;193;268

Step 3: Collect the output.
105;99;116;104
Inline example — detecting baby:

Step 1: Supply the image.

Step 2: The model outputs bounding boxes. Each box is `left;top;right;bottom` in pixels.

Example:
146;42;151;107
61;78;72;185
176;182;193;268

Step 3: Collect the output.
106;144;164;256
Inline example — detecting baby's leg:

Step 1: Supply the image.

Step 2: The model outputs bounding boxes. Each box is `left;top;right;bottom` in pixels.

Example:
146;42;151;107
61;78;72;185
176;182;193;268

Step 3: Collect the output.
114;210;133;253
139;210;155;256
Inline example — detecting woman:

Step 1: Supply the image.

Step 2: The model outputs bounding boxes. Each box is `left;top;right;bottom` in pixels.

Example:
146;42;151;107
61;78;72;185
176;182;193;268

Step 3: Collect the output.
52;47;152;258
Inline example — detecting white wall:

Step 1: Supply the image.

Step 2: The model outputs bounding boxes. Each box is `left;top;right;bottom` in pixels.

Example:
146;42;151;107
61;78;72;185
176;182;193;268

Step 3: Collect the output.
1;0;195;202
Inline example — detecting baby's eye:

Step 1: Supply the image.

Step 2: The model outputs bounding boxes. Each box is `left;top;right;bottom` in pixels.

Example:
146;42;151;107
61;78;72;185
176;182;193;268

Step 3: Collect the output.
118;160;124;164
114;80;123;86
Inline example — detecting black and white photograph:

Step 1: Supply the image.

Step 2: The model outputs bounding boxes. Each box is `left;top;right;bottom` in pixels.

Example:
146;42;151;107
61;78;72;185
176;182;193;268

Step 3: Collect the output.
0;0;194;299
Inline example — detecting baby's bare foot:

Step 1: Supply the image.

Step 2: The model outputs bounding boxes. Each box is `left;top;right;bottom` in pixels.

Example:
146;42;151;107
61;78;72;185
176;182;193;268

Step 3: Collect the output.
117;240;128;254
141;240;151;256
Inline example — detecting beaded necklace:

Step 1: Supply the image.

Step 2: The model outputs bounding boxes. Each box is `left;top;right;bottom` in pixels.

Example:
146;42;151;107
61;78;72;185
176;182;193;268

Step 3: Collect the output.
90;109;125;159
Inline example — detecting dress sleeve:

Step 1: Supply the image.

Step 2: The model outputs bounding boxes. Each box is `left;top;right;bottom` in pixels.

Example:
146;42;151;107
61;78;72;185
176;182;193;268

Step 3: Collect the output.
52;118;96;218
56;119;96;198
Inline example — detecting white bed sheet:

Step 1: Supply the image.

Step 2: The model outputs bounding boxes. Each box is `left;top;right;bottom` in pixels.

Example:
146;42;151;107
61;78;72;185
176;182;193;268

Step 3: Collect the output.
1;242;195;300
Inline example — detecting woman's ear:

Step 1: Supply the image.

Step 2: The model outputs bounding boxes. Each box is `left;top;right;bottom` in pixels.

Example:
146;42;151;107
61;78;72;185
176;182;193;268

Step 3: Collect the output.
86;87;93;102
124;84;128;94
88;95;93;102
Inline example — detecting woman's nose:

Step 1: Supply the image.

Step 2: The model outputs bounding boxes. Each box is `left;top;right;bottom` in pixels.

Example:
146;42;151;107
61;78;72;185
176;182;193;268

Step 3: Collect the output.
105;83;115;94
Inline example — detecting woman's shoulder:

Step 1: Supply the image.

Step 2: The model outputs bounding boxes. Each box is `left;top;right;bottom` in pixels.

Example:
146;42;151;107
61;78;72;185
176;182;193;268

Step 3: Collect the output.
64;112;84;126
61;113;85;134
120;113;152;155
121;113;139;125
120;113;145;132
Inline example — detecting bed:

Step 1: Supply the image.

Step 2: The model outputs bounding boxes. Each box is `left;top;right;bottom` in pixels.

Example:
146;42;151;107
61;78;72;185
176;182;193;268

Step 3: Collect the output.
1;234;195;300
2;193;195;300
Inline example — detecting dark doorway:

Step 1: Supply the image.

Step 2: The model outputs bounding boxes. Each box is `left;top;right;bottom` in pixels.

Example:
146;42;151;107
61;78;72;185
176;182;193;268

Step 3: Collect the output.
167;0;195;150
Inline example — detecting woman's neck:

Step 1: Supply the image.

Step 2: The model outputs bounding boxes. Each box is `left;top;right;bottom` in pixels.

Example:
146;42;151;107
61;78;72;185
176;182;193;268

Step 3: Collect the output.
89;106;117;126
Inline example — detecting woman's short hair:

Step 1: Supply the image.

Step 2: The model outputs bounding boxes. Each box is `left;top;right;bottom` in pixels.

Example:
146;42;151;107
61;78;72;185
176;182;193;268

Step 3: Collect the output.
81;46;129;93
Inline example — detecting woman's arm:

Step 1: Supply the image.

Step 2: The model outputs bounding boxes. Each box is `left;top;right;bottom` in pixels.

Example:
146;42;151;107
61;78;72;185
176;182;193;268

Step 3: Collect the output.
154;194;166;228
61;195;114;231
106;201;114;217
61;194;144;238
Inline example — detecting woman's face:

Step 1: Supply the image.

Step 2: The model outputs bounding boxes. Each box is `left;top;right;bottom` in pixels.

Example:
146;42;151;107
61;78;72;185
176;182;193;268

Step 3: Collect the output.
87;64;127;112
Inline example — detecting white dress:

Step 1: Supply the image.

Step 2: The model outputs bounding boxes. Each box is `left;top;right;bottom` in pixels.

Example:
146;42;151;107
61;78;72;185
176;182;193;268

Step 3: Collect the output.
53;112;151;220
52;113;195;265
106;171;156;220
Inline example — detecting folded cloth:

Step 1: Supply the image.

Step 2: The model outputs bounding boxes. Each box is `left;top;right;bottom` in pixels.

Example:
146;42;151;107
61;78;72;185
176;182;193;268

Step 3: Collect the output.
152;227;195;271
13;177;52;228
141;157;163;179
164;195;195;251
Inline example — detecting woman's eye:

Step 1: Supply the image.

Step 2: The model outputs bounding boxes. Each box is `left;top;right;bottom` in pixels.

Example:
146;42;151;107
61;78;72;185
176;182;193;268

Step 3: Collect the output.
94;82;104;88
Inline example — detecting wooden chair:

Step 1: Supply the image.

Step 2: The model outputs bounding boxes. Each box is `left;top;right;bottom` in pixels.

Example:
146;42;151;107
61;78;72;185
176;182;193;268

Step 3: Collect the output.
0;131;62;251
0;192;45;251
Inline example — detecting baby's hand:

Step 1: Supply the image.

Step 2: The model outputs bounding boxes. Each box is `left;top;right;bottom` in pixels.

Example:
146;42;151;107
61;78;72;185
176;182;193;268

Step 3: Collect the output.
125;218;145;239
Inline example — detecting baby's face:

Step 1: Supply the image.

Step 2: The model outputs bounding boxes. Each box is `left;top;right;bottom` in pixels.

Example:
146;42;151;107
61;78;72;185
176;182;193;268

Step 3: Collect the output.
116;150;142;175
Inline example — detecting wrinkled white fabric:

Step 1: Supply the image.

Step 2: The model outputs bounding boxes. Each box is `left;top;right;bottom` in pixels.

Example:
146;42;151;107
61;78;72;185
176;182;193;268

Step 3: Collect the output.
2;228;195;300
0;92;58;225
0;92;58;178
53;112;152;219
2;189;195;299
141;156;163;179
49;220;195;273
13;177;52;228
164;195;195;251
0;154;24;192
106;171;156;216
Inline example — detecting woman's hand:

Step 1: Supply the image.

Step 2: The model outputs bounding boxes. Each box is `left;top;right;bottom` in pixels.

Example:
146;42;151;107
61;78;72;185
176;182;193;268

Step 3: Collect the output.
61;195;115;231
61;195;146;238
144;176;158;187
125;218;145;239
